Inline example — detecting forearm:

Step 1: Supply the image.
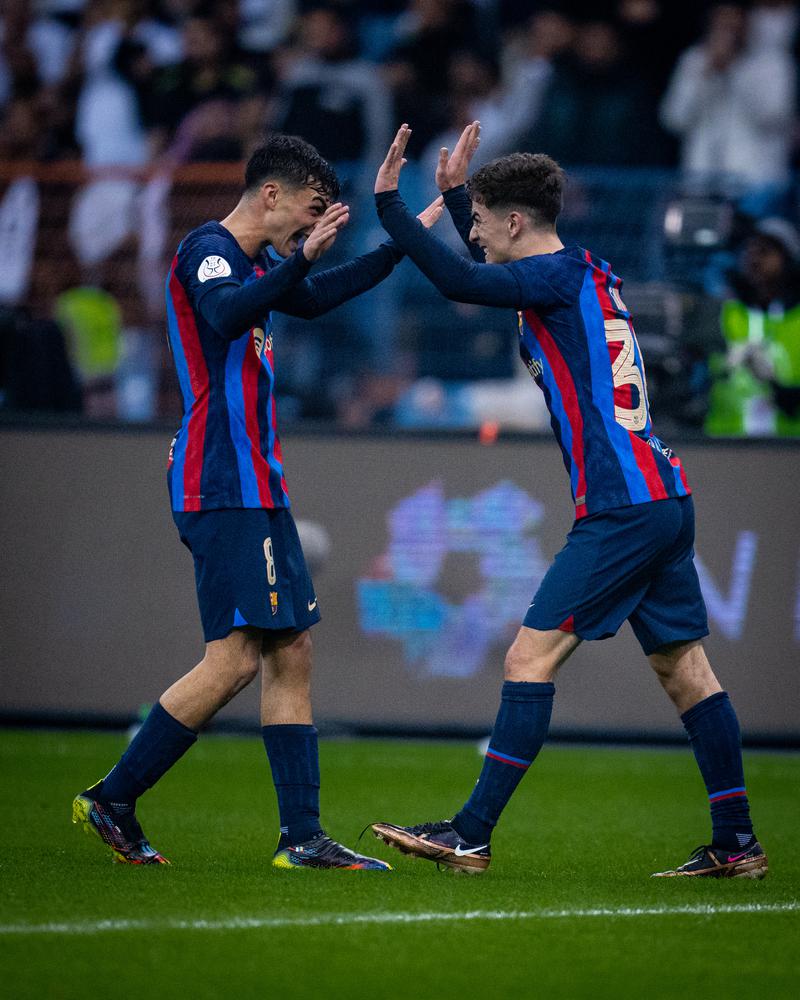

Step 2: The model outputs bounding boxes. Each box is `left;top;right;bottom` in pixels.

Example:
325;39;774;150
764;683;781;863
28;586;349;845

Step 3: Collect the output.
199;248;312;338
274;242;403;319
442;185;485;263
376;190;522;307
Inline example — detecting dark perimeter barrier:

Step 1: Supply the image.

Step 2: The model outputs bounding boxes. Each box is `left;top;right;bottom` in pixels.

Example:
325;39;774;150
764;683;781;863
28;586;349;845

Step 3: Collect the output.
1;423;798;745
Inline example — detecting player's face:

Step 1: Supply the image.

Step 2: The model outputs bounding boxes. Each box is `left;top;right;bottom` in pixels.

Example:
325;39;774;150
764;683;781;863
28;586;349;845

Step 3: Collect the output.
271;184;331;257
469;202;514;263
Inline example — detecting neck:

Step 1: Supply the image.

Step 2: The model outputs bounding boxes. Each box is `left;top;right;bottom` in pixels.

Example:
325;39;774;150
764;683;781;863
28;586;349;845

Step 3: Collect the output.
219;200;270;259
514;229;564;259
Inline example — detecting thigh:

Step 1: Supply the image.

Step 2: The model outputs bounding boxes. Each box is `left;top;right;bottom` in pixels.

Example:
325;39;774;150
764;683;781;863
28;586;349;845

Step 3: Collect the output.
173;508;321;642
629;498;709;655
524;499;684;644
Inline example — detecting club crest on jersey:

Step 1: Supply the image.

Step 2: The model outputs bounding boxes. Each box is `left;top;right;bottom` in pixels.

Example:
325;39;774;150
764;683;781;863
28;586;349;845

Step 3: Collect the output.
269;591;279;615
197;256;232;282
252;327;272;358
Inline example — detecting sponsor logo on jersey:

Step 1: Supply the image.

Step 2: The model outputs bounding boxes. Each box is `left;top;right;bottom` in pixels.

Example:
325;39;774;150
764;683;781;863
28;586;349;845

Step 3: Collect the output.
197;255;232;282
252;327;273;358
526;355;544;380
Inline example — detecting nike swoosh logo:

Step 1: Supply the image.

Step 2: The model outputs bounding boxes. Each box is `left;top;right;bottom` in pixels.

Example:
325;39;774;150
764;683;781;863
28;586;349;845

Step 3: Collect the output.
453;843;488;856
727;850;751;863
308;600;317;611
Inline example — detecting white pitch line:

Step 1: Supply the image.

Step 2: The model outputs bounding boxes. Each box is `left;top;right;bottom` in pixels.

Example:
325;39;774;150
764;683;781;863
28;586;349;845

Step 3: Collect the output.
1;902;798;937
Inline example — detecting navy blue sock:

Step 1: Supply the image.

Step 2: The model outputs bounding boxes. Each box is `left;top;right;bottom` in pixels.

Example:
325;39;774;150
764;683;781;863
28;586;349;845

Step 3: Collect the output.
100;702;197;807
681;691;754;851
452;681;554;845
262;724;322;845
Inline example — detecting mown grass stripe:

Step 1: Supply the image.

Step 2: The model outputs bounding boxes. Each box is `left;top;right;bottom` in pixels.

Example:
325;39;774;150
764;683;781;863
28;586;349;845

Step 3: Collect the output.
2;902;798;936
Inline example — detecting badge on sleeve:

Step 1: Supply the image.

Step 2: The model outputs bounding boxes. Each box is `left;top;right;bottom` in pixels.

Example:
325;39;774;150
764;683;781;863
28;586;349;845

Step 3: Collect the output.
197;256;233;282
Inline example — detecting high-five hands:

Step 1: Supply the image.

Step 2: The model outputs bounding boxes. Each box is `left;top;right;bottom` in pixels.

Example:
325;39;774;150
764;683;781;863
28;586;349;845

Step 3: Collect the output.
436;120;481;193
417;195;444;229
375;124;413;194
302;202;350;261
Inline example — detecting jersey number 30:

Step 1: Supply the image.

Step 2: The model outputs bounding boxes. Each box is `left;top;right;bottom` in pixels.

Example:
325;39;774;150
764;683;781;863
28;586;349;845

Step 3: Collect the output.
605;319;648;432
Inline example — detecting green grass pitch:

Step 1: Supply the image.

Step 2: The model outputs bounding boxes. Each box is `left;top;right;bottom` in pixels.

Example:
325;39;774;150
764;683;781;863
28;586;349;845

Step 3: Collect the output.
2;729;798;999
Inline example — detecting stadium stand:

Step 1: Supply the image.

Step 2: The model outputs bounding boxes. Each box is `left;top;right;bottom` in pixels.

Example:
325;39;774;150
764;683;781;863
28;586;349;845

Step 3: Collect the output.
0;0;798;433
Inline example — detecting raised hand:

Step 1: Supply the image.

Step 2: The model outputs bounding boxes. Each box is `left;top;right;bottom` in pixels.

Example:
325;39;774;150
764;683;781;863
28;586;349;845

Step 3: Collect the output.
375;124;412;194
302;203;350;261
417;195;445;229
435;120;481;192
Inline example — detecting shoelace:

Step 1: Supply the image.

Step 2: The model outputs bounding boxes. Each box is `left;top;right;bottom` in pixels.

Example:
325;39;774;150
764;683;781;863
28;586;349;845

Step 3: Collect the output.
406;820;453;837
305;835;360;862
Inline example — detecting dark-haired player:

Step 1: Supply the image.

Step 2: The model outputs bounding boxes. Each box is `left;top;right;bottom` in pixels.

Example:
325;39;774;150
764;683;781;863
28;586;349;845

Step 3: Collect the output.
369;123;767;880
72;133;442;871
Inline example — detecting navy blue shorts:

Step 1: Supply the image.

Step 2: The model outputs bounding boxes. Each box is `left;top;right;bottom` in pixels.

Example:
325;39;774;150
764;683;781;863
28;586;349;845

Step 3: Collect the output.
173;508;321;643
524;496;708;655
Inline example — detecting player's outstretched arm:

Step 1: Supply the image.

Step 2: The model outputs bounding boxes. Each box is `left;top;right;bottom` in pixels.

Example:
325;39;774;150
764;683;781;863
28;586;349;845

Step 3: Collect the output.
273;242;403;319
377;188;525;307
435;121;485;263
197;204;350;337
374;124;522;306
275;198;443;319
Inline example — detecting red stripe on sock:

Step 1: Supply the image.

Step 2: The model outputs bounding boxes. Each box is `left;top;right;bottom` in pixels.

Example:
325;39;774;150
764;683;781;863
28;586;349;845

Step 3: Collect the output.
485;752;529;770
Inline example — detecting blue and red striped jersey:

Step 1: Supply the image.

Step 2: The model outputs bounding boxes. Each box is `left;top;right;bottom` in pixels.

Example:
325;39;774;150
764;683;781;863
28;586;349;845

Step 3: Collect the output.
375;187;691;519
166;222;289;511
514;246;690;518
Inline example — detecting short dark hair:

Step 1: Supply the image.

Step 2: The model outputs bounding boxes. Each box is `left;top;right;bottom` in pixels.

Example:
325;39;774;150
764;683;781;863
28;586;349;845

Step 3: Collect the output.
467;153;565;228
245;133;340;200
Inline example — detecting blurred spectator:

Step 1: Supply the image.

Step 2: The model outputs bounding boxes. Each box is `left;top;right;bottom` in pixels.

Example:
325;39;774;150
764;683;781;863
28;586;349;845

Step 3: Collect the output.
419;12;573;247
238;0;296;55
705;217;800;436
439;11;570;165
384;0;478;157
273;6;391;170
55;285;121;418
75;37;151;166
147;6;265;162
0;176;39;306
0;305;82;414
615;1;704;100
660;3;796;212
530;18;665;166
748;0;799;53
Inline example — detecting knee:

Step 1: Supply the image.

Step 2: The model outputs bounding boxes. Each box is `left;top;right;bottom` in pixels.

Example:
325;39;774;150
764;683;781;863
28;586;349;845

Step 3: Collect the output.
218;653;260;692
268;628;313;684
235;655;261;688
204;640;261;692
504;641;554;683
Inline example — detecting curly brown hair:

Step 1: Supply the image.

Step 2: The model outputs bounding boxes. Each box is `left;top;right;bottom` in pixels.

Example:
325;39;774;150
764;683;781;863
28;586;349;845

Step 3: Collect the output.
467;153;564;228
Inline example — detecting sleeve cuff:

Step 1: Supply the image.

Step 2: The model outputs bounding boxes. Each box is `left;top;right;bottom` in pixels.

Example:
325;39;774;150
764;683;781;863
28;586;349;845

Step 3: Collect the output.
442;185;468;203
289;246;314;275
375;189;403;217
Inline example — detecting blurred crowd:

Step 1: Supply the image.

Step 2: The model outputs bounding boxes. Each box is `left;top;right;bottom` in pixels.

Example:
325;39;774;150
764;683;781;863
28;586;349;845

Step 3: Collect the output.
1;0;800;436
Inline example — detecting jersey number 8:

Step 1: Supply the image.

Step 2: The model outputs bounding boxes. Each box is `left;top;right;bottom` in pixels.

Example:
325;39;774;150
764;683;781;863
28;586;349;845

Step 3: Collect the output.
263;538;277;586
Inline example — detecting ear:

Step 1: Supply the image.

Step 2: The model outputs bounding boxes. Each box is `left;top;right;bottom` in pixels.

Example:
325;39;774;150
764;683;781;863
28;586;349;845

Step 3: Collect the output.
507;211;524;238
260;181;280;210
